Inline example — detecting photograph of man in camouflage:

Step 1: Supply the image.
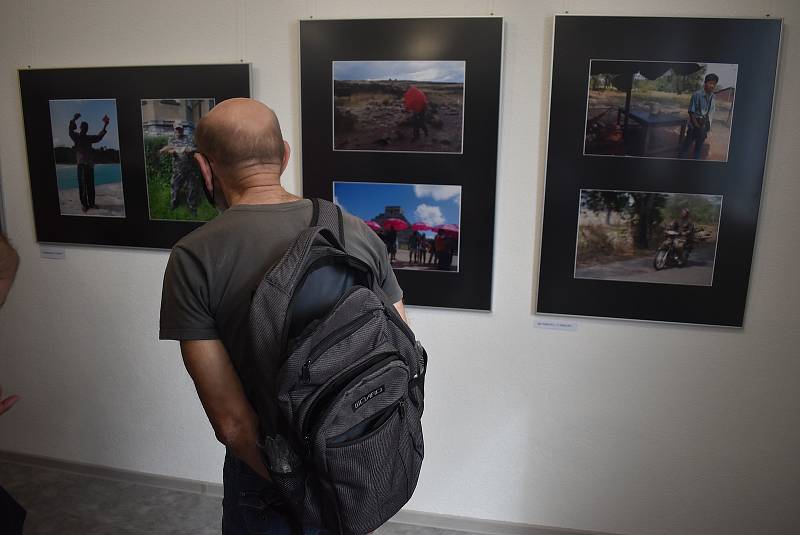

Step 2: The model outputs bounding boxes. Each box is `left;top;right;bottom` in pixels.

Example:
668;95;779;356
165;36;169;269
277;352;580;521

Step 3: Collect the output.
142;98;217;221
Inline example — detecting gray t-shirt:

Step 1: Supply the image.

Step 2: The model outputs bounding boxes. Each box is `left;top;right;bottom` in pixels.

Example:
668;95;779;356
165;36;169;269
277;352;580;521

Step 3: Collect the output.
159;199;403;381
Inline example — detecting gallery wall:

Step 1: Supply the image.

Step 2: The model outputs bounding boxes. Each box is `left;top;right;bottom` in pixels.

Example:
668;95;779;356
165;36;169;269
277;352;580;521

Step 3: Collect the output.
0;1;798;535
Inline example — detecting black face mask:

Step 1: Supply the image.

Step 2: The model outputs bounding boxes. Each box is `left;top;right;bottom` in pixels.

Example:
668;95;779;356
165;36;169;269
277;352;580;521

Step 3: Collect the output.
199;160;229;213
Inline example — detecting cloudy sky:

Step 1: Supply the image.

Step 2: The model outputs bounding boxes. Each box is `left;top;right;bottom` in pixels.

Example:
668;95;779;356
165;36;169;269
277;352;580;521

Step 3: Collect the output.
333;61;466;83
49;99;120;150
333;181;461;233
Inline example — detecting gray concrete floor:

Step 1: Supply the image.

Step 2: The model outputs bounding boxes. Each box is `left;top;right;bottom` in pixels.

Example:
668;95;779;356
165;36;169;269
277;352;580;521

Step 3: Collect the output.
0;461;469;535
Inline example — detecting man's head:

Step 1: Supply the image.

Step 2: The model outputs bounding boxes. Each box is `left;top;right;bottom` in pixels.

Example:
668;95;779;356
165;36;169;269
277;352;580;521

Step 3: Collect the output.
174;123;185;136
80;121;89;134
703;73;719;93
680;208;690;219
193;98;289;208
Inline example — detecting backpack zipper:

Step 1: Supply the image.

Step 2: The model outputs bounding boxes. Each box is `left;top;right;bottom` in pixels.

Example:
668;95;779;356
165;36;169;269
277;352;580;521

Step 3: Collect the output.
280;255;376;353
300;309;378;383
301;351;400;452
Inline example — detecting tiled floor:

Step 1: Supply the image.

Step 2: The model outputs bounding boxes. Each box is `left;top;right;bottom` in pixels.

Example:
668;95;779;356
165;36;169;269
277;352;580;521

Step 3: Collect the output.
0;461;470;535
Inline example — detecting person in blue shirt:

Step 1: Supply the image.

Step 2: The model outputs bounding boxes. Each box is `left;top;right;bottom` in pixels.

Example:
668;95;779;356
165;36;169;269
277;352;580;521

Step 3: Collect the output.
679;73;718;159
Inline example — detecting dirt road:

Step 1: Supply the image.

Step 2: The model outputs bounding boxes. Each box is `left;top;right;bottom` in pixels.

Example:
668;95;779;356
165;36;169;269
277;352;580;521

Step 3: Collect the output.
575;244;716;286
58;182;126;217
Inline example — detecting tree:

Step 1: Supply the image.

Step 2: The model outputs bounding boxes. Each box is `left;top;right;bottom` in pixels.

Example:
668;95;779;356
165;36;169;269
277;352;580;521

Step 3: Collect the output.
582;191;667;248
583;190;629;225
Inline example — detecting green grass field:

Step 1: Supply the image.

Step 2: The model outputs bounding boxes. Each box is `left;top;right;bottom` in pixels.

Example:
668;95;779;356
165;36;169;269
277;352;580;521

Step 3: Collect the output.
145;135;217;222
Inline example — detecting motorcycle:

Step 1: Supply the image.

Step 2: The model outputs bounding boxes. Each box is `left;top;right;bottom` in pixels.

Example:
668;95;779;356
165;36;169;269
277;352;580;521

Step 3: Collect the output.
653;228;704;270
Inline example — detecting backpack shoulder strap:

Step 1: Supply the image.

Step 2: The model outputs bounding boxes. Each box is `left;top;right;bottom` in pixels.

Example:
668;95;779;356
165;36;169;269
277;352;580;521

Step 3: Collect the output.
310;198;346;249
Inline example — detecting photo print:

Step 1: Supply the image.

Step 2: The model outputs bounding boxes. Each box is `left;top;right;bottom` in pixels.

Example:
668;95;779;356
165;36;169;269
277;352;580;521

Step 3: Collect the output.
141;98;217;221
575;189;722;286
333;61;466;153
48;99;125;217
333;181;462;272
584;60;738;161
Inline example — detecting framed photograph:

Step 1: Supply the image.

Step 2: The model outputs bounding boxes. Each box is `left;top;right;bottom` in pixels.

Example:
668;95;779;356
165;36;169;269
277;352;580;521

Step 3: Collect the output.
575;189;722;286
141;98;217;222
49;99;126;217
19;64;250;249
584;60;738;161
333;181;462;272
333;61;466;153
301;18;503;310
537;16;782;327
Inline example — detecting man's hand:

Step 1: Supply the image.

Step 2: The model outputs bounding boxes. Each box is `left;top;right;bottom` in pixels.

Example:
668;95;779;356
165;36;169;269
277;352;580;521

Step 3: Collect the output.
0;385;20;417
102;114;110;125
180;339;271;481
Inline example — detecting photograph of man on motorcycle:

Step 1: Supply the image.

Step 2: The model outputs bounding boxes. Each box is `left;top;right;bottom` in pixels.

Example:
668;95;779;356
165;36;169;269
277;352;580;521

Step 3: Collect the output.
575;190;721;286
668;208;695;266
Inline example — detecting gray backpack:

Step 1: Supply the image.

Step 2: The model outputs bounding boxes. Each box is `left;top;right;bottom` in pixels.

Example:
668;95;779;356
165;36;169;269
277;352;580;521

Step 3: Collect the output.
250;198;427;534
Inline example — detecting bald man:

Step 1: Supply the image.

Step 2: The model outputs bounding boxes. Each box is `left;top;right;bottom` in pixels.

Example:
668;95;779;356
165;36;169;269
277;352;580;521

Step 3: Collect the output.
159;98;405;534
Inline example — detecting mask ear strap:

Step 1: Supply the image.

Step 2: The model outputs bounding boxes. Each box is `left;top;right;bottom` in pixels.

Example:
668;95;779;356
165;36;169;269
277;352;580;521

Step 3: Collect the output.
201;177;215;206
197;154;216;206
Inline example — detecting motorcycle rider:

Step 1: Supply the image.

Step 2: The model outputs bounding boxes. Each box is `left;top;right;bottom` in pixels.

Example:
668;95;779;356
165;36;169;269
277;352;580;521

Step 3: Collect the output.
668;208;695;265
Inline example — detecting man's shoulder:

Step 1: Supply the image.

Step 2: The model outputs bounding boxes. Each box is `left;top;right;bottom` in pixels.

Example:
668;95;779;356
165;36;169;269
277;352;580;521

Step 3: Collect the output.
171;211;238;255
341;211;374;245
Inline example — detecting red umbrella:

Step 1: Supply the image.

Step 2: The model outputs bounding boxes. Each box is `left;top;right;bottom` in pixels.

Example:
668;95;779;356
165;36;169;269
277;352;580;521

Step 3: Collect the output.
411;222;432;231
364;220;382;232
403;86;428;113
382;218;410;231
433;223;460;236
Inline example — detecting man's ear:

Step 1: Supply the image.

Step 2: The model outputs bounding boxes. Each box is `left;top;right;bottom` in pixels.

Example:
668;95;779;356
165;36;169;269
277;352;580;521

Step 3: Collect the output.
281;141;291;174
194;153;214;193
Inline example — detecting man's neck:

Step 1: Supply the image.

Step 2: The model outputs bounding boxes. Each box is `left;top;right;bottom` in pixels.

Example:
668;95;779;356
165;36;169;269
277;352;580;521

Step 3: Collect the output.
228;182;302;207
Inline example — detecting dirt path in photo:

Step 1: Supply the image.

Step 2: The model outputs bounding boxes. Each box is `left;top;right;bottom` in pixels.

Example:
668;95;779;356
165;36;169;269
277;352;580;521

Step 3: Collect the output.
390;247;459;271
58;182;126;217
575;243;716;286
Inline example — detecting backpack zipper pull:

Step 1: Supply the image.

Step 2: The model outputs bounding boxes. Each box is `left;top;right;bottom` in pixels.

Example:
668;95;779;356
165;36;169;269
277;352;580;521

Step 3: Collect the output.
301;360;311;383
399;400;406;421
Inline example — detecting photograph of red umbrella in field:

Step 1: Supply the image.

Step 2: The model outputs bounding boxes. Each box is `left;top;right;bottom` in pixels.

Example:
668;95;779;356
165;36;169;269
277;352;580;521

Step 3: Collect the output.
333;61;466;153
335;181;462;272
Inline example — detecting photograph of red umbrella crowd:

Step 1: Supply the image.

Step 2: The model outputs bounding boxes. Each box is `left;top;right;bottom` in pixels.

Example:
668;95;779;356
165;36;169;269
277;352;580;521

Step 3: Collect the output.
334;181;462;272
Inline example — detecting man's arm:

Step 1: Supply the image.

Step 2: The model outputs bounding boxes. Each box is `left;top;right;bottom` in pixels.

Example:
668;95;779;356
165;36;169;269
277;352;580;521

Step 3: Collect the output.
90;115;110;142
687;94;701;128
68;117;79;143
0;233;20;307
393;300;408;323
180;339;271;480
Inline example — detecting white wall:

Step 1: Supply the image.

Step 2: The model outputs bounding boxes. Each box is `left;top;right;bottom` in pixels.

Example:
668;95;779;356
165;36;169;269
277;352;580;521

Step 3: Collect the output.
1;1;799;534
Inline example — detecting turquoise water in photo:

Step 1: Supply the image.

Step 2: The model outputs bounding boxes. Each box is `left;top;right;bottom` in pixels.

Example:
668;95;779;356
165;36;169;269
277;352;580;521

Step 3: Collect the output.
56;164;122;190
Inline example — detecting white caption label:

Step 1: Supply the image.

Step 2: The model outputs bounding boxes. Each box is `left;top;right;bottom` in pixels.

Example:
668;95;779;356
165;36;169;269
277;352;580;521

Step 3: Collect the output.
535;319;578;331
40;246;66;260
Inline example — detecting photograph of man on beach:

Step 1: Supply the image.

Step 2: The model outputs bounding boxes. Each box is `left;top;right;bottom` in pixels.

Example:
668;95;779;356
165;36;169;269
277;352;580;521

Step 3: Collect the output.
574;189;722;286
333;181;462;272
48;99;125;217
584;60;738;161
141;98;216;222
333;61;466;153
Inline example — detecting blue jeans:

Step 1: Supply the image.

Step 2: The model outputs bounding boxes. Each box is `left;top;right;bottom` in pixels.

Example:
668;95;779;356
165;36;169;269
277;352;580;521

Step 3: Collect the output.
222;452;323;535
